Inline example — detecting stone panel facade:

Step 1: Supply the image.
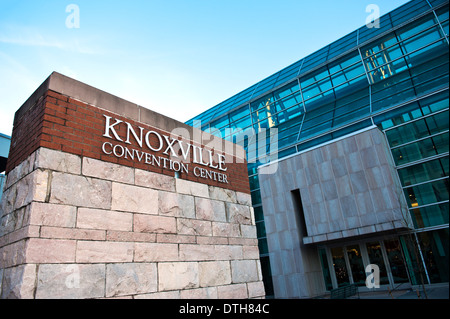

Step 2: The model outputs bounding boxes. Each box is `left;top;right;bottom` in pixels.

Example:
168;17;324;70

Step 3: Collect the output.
258;127;412;298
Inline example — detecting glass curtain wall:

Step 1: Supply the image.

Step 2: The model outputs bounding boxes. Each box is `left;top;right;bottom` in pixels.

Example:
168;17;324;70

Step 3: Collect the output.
187;0;449;295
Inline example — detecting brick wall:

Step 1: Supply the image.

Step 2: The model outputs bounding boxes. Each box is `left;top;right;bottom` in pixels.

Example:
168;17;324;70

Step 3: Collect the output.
6;89;250;194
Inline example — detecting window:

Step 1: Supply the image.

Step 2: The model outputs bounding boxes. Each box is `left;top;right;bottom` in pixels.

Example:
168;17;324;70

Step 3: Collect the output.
291;189;309;237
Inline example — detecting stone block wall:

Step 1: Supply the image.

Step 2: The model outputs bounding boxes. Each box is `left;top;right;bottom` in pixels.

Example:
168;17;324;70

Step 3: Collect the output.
0;147;264;299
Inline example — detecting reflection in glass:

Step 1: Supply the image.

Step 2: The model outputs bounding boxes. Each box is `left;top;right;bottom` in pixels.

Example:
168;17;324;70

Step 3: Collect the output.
384;239;409;284
403;179;449;208
366;242;389;285
417;229;449;283
331;247;349;287
346;245;366;286
410;202;449;228
319;248;333;291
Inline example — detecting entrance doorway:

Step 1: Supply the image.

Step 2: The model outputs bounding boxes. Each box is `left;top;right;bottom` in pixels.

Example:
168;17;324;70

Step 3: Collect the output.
320;237;410;290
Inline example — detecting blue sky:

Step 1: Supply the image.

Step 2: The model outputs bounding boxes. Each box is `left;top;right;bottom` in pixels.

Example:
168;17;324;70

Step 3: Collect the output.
0;0;410;135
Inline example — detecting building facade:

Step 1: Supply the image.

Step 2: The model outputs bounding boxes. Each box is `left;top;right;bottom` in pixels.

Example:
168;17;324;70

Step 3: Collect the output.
186;0;449;298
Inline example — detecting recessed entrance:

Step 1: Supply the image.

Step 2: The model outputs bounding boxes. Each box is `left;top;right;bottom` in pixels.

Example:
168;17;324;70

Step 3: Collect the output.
320;237;410;290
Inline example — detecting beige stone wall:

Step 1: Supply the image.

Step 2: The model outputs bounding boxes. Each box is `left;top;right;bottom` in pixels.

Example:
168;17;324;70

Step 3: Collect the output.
0;147;265;299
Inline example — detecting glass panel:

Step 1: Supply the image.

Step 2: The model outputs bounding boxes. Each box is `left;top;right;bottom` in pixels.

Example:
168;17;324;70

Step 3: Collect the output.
366;242;389;285
346;245;366;286
251;94;273;112
258;238;269;255
319;248;333;291
260;256;274;296
253;206;264;222
371;72;415;112
248;175;260;190
419;91;449;114
398;156;449;186
299;67;329;88
256;220;266;238
210;114;229;130
386;110;449;148
385;119;430;148
391;132;449;166
400;235;424;286
399;23;443;57
362;33;405;83
251;189;261;205
411;202;449;228
425;110;449;135
273;81;300;100
374;101;422;129
404;179;449;208
417;229;449;283
331;247;350;287
384;239;409;284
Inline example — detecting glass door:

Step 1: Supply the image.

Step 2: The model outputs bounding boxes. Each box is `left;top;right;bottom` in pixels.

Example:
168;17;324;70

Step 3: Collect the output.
366;242;390;285
331;247;350;287
346;245;366;286
384;239;409;284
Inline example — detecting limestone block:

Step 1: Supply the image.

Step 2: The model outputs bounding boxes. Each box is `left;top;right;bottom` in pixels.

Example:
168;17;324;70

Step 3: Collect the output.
215;245;243;260
176;178;209;197
247;281;266;298
82;157;134;184
158;262;199;291
50;172;111;209
240;225;257;239
177;218;212;236
77;208;132;232
76;241;133;263
14;169;48;210
106;230;156;243
111;182;157;214
135;290;180;299
106;263;157;297
231;260;259;283
134;214;177;234
1;264;37;299
0;240;27;268
40;226;105;241
35;264;105;299
179;244;216;261
199;261;231;287
25;238;76;263
217;283;248;299
243;246;260;259
209;186;237;203
135;169;175;191
158;191;195;218
226;203;252;225
236;192;252;206
0;207;26;236
180;287;218;299
28;202;76;228
195;197;226;222
134;243;179;262
35;147;81;175
212;222;240;238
